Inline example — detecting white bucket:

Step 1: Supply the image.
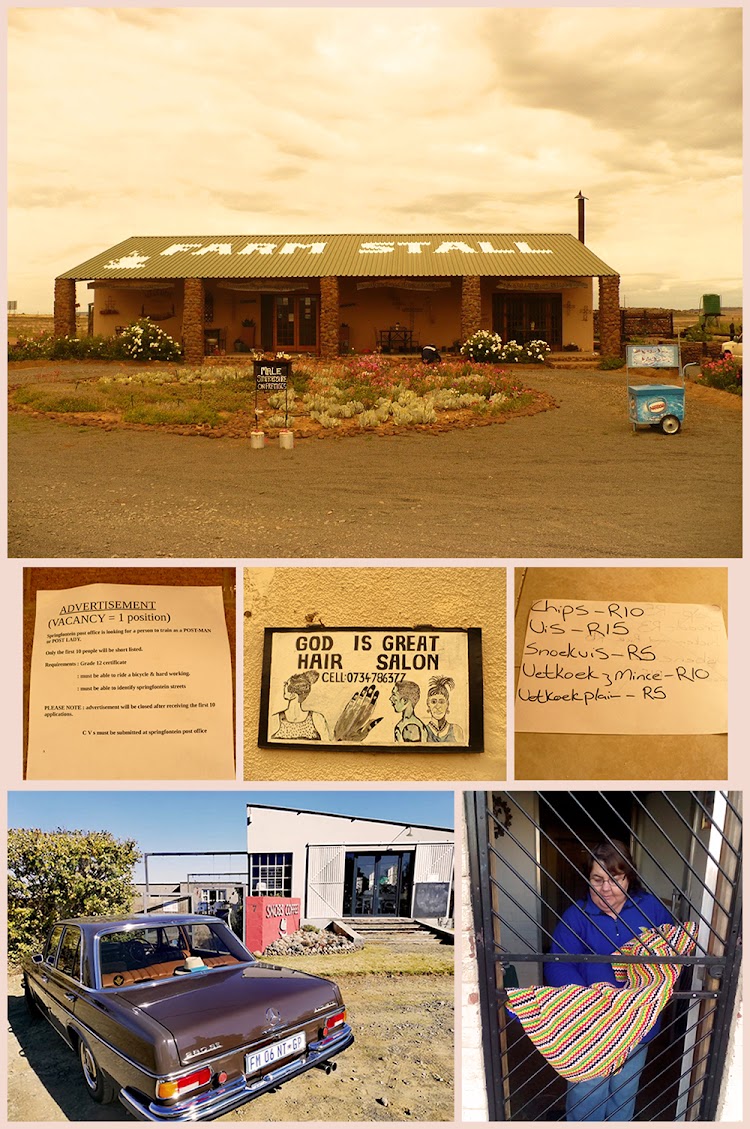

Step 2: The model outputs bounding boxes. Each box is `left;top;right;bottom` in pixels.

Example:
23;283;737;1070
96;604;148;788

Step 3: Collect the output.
279;430;294;450
250;431;265;449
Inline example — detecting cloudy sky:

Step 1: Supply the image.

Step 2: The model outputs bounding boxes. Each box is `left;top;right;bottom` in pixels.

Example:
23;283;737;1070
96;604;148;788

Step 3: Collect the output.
7;6;743;313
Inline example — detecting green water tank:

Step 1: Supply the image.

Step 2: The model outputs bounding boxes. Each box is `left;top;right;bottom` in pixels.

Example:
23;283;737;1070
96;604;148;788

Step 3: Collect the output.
701;294;722;316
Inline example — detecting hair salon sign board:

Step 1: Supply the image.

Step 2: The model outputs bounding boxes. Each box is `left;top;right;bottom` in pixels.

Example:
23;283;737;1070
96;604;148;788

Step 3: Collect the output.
258;627;483;751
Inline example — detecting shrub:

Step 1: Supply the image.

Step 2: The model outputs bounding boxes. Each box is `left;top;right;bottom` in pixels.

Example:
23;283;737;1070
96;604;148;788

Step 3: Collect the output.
696;356;742;395
599;355;626;370
460;330;505;363
682;323;711;342
522;339;551;363
9;828;139;964
119;318;182;362
8;332;57;360
460;331;550;364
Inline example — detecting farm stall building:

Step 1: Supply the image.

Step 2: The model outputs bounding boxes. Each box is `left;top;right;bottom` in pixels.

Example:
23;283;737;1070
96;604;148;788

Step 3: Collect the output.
54;233;621;363
246;802;455;928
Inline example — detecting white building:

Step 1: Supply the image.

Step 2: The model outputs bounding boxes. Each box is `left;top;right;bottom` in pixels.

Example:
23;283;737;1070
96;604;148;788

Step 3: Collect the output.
246;803;454;927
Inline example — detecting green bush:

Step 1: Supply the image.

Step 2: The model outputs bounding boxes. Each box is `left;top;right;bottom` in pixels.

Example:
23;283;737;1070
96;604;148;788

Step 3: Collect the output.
599;355;626;370
9;323;180;362
8;333;57;360
49;334;124;360
119;318;182;361
123;403;220;425
9;828;140;964
682;323;712;342
460;330;504;363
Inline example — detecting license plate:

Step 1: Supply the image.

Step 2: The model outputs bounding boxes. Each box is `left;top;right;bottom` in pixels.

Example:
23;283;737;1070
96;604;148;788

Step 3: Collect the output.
245;1032;306;1076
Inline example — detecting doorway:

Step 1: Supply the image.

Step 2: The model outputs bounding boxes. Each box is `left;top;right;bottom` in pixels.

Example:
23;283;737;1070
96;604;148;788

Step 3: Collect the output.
343;851;414;917
492;292;562;348
261;294;318;351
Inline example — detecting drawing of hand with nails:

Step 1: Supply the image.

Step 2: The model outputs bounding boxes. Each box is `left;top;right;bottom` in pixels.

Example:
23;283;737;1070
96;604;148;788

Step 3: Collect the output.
333;685;383;742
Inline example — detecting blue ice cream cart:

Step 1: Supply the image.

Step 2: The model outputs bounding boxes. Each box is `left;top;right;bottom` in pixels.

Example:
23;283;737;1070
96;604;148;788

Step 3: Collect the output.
626;344;685;434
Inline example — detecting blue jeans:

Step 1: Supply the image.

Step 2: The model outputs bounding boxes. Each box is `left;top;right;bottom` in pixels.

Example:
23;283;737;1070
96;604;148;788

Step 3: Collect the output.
566;1045;648;1121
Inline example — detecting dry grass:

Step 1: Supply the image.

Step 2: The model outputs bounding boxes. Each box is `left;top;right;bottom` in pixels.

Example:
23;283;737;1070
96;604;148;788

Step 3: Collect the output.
260;942;454;978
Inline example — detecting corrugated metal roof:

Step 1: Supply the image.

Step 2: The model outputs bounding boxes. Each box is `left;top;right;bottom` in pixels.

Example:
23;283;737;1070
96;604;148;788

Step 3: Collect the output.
59;233;617;281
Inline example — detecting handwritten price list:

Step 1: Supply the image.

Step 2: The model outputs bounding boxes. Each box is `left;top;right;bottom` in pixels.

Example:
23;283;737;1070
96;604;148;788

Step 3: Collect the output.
515;600;727;735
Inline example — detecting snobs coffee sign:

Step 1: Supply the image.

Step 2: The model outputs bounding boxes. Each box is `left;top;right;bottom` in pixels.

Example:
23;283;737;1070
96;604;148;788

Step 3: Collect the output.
245;897;301;952
258;627;483;752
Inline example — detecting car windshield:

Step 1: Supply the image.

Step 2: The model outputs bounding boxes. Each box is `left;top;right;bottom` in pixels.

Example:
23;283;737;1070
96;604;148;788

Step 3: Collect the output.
97;921;251;988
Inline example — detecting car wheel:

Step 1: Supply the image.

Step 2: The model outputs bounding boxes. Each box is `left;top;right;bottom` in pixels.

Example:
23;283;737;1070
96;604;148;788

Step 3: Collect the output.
78;1037;116;1104
23;979;40;1020
660;415;681;434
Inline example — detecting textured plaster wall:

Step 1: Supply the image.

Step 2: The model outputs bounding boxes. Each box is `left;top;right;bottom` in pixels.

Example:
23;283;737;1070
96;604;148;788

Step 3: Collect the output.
337;279;462;353
244;567;506;781
461;801;490;1121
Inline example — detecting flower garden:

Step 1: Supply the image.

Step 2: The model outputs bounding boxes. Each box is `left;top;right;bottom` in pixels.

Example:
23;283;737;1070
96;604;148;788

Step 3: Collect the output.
9;353;558;438
694;355;742;396
8;326;558;439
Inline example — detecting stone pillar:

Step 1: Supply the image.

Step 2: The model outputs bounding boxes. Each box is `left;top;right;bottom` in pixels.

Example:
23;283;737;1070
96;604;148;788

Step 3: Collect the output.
461;276;482;343
53;278;77;338
598;274;621;357
183;277;205;365
319;276;339;359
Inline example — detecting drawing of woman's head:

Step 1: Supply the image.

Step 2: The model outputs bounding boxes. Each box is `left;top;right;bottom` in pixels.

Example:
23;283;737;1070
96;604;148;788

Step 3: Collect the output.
284;671;319;702
427;675;455;719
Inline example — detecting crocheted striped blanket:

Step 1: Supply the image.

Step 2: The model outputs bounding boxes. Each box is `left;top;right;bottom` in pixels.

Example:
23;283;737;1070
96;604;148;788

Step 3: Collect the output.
505;922;697;1082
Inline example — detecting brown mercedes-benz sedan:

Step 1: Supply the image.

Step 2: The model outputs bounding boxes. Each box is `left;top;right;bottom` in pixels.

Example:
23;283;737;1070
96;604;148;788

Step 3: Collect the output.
23;914;353;1121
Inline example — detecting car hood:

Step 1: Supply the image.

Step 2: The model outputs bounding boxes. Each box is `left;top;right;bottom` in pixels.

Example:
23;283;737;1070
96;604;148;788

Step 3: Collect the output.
113;962;342;1065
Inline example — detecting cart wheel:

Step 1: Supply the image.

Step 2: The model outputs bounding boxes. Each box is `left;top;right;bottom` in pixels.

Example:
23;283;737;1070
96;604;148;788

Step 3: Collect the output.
660;415;681;434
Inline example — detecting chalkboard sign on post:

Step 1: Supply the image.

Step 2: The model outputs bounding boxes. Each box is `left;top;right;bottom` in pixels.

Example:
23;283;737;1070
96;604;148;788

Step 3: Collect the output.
254;360;292;431
254;360;291;391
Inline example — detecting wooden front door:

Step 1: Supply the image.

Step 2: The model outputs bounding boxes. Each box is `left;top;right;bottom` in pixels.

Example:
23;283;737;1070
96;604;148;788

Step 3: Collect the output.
272;295;318;351
492;293;562;349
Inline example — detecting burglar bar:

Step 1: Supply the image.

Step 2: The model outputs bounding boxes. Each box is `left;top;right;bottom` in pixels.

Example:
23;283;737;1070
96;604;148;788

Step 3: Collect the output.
502;790;737;951
466;790;742;1122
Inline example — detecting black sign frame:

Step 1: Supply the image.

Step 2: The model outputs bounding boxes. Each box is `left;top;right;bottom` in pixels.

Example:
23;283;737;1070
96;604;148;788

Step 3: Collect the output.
258;626;483;752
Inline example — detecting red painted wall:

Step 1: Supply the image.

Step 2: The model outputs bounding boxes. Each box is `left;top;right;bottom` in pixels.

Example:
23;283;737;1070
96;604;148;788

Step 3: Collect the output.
245;896;301;952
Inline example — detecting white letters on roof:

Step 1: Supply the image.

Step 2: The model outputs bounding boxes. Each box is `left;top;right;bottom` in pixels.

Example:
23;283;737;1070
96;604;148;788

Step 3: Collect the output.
161;243;203;256
515;241;553;255
237;243;277;256
103;252;150;269
279;242;326;255
191;243;232;256
148;239;556;263
435;241;477;254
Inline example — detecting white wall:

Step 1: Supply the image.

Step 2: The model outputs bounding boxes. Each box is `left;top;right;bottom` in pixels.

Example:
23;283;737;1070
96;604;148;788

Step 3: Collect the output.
460;801;489;1121
246;805;454;923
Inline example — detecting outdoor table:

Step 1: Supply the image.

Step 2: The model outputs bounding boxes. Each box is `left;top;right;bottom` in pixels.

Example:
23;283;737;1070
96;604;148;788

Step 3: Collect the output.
379;327;413;353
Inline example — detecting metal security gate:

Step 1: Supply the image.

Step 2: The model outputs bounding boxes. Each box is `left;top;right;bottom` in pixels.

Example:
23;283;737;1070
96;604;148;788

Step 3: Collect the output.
466;791;742;1121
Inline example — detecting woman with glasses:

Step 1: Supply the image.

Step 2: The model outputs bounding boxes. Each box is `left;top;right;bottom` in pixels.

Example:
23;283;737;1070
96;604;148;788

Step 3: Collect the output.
546;839;674;1121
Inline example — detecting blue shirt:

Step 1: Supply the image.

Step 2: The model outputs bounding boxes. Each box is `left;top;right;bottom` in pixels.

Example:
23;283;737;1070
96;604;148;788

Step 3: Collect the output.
545;891;674;1044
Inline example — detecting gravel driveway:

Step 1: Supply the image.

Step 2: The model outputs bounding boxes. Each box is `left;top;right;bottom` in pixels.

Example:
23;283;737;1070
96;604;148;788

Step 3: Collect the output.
8;367;741;559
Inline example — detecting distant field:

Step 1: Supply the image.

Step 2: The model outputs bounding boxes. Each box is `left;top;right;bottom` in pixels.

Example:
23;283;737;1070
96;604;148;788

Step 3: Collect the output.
8;313;88;341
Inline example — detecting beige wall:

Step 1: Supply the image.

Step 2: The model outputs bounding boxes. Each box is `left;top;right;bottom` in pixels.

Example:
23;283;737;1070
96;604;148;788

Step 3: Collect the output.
244;566;506;781
338;278;461;353
90;276;597;352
